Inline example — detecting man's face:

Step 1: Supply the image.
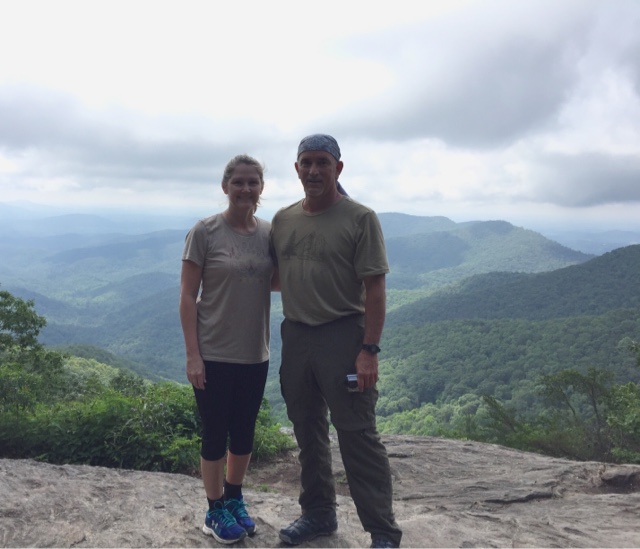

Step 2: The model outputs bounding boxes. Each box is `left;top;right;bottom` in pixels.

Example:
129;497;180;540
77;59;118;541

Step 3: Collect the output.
295;151;343;200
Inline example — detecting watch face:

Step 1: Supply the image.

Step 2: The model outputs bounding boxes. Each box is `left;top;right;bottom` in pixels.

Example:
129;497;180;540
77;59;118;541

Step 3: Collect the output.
363;344;381;354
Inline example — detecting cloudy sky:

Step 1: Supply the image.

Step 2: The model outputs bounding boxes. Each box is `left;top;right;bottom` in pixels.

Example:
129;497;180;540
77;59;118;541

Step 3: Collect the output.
1;0;639;231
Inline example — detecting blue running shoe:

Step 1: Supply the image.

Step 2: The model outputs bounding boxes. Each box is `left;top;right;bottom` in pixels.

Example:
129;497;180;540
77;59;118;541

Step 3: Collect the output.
202;501;247;544
225;497;256;536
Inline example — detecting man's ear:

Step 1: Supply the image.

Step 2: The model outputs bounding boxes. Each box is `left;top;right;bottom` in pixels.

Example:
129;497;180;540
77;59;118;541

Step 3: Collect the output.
335;160;344;178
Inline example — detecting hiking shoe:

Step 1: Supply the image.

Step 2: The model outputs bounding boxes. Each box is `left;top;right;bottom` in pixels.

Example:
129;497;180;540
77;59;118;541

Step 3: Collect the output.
371;536;399;548
202;501;247;544
279;513;338;545
225;497;256;536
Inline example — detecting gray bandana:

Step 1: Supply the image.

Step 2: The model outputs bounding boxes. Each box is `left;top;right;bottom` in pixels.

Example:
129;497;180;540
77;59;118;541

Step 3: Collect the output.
297;134;341;161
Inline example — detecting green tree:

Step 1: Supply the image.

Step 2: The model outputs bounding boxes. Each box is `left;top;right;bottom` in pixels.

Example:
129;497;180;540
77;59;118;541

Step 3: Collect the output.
606;382;640;463
0;290;65;415
0;290;46;351
536;367;614;459
606;338;640;463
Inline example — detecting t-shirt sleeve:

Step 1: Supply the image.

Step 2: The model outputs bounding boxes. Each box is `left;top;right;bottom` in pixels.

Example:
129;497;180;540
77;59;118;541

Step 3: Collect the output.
354;211;390;278
182;220;207;267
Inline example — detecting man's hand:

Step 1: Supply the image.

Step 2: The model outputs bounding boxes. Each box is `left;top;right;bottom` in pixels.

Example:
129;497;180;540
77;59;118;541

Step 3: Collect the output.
355;349;379;391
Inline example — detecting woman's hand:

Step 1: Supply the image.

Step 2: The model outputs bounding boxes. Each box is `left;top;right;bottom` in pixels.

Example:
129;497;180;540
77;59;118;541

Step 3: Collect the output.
186;355;206;390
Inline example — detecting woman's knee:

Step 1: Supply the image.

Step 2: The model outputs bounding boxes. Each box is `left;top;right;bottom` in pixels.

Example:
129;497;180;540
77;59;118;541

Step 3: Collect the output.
201;437;227;461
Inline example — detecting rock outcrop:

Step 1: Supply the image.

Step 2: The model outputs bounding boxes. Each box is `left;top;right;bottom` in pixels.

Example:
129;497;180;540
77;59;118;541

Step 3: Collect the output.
2;435;640;547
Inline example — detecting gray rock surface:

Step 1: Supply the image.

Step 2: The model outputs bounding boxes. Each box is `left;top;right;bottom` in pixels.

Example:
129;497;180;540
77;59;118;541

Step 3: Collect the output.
1;435;640;547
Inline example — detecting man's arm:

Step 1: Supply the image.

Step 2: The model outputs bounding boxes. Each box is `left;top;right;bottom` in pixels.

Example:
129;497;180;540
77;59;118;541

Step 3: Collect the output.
355;273;386;391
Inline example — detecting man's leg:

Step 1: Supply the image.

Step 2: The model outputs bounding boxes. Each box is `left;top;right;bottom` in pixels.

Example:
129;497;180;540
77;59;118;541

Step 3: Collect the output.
280;319;337;516
336;427;402;547
311;315;402;546
279;319;338;545
292;411;336;515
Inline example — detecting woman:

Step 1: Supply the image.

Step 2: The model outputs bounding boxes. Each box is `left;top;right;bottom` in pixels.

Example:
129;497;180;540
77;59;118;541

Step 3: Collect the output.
179;154;276;544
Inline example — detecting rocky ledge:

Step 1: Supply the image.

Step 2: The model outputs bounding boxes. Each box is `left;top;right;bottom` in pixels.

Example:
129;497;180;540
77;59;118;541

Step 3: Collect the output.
1;435;640;547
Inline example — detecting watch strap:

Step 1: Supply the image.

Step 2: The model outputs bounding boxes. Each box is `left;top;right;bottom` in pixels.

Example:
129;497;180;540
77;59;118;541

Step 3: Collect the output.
362;343;381;354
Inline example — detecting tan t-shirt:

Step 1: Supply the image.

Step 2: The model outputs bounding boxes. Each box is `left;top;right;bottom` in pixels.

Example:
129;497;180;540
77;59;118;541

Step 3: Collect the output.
182;214;273;364
270;197;389;326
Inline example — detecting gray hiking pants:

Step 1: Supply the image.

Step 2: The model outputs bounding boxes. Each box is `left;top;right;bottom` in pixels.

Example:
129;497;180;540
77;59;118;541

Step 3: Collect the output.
279;315;402;546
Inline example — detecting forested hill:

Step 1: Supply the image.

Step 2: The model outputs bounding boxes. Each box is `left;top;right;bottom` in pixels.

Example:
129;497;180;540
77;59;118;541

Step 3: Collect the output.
387;244;640;326
376;244;640;422
378;214;592;290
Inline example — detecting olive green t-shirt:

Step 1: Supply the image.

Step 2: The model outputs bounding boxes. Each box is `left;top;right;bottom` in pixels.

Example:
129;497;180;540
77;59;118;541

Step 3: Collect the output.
182;214;272;364
270;197;389;326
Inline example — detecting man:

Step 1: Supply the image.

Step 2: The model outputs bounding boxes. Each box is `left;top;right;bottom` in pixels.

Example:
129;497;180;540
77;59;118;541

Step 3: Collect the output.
270;134;402;548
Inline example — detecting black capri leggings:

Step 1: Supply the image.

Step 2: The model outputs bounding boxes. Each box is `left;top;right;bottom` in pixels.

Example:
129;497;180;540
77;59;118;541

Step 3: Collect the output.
193;360;269;461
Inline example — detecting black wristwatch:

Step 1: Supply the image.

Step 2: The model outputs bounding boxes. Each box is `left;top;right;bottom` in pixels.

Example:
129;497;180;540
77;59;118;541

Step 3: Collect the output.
362;343;381;354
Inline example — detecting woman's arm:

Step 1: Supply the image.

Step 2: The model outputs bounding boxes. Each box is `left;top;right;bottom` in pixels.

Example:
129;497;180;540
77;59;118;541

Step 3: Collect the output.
179;259;206;389
271;266;280;292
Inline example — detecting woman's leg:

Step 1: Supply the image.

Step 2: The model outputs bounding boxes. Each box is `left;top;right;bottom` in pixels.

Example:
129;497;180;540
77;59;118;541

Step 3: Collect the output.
201;456;225;500
226;452;252;485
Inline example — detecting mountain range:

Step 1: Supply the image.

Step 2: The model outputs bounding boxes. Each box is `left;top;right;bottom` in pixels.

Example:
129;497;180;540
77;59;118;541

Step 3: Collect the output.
1;204;639;424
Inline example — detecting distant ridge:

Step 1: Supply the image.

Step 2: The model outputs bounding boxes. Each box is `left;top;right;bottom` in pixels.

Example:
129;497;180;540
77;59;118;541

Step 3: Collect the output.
378;212;458;238
388;244;640;325
379;216;592;290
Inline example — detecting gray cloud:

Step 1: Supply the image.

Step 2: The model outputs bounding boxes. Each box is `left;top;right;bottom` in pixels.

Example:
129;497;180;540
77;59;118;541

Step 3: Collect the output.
529;153;640;207
0;84;271;189
330;1;637;149
387;36;576;147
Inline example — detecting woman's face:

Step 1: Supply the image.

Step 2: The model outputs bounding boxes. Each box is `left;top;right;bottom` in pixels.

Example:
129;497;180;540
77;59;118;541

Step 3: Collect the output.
223;164;264;210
